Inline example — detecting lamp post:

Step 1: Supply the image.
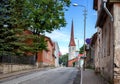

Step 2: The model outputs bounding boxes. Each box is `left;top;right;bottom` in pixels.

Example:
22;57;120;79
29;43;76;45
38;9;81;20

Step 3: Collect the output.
73;3;87;84
73;3;87;68
73;3;87;58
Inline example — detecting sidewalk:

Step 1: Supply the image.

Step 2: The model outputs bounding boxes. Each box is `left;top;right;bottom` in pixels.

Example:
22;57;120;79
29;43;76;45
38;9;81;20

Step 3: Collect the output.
82;69;109;84
73;69;109;84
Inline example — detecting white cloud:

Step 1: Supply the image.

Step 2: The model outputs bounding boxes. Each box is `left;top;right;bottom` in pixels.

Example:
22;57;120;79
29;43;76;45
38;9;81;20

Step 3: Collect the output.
45;30;85;55
60;47;68;55
45;30;70;55
45;30;70;42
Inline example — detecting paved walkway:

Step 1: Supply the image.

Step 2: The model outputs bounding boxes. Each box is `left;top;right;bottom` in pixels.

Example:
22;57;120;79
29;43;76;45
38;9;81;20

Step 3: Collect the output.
0;68;109;84
0;67;53;83
82;69;109;84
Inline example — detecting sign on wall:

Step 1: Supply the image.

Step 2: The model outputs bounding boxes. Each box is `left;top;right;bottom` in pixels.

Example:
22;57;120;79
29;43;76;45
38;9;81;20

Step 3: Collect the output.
86;38;91;44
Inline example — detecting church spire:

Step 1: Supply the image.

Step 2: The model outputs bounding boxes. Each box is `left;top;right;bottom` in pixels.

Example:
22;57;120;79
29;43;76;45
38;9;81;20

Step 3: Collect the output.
69;20;76;46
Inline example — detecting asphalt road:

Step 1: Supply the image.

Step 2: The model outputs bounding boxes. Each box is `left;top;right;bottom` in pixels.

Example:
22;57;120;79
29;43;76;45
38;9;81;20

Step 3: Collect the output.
0;67;78;84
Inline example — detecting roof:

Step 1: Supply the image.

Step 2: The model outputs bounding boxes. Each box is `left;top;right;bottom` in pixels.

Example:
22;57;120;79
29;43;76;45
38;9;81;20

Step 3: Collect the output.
93;0;113;28
45;36;53;47
95;8;107;28
69;20;76;46
93;0;98;10
24;30;33;35
93;0;120;10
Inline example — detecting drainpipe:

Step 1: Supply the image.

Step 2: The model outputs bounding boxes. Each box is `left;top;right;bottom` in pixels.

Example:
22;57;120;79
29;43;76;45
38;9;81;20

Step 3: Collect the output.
103;0;114;83
103;0;113;21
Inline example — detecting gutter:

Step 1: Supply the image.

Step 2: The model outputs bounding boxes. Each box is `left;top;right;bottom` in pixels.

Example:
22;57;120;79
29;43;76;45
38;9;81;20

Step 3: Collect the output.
103;0;114;21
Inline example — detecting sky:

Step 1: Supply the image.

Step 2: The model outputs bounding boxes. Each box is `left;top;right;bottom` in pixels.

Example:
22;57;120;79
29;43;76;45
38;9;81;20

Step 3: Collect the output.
46;0;97;55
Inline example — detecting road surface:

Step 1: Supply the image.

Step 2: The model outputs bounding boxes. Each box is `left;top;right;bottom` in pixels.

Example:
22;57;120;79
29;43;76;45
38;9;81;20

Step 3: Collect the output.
0;67;78;84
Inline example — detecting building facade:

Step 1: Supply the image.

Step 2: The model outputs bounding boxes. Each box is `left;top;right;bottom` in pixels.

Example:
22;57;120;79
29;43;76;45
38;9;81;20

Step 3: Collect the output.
93;0;120;84
37;36;55;67
86;33;97;69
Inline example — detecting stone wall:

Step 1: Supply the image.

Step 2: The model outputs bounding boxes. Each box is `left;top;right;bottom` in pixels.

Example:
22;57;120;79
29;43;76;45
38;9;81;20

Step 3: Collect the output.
94;15;113;83
94;28;100;73
100;15;113;83
0;63;34;74
93;1;120;84
113;4;120;84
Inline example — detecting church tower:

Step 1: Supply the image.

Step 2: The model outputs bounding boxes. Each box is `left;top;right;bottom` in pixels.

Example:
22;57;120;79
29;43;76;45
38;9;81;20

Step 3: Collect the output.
68;20;76;61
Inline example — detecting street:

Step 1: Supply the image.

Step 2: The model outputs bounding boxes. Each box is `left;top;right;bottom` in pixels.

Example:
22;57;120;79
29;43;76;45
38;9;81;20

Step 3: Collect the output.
0;67;78;84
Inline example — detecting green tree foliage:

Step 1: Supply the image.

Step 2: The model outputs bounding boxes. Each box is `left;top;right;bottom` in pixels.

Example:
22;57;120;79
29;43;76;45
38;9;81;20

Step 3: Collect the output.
24;0;70;55
0;0;33;56
24;0;70;34
59;53;68;66
79;44;85;54
0;0;70;57
0;0;16;56
25;0;70;56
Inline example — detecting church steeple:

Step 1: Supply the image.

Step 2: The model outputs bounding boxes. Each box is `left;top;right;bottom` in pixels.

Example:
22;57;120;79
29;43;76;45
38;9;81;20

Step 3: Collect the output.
68;20;76;66
69;20;76;46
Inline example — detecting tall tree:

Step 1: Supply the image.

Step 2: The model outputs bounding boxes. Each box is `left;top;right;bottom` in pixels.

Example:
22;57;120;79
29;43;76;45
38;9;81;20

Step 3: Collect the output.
59;53;68;66
0;0;17;56
0;0;34;56
25;0;70;34
0;0;71;57
24;0;71;55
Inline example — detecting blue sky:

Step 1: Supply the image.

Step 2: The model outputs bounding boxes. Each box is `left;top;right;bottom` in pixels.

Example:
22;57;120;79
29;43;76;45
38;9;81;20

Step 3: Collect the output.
46;0;97;55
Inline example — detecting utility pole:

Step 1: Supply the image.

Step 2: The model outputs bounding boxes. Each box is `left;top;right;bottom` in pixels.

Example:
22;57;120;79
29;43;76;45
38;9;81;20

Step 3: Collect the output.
73;3;87;84
83;7;87;71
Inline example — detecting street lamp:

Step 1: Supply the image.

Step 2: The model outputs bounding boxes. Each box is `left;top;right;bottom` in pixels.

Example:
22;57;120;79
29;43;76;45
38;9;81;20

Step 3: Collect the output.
73;3;87;58
3;24;8;28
